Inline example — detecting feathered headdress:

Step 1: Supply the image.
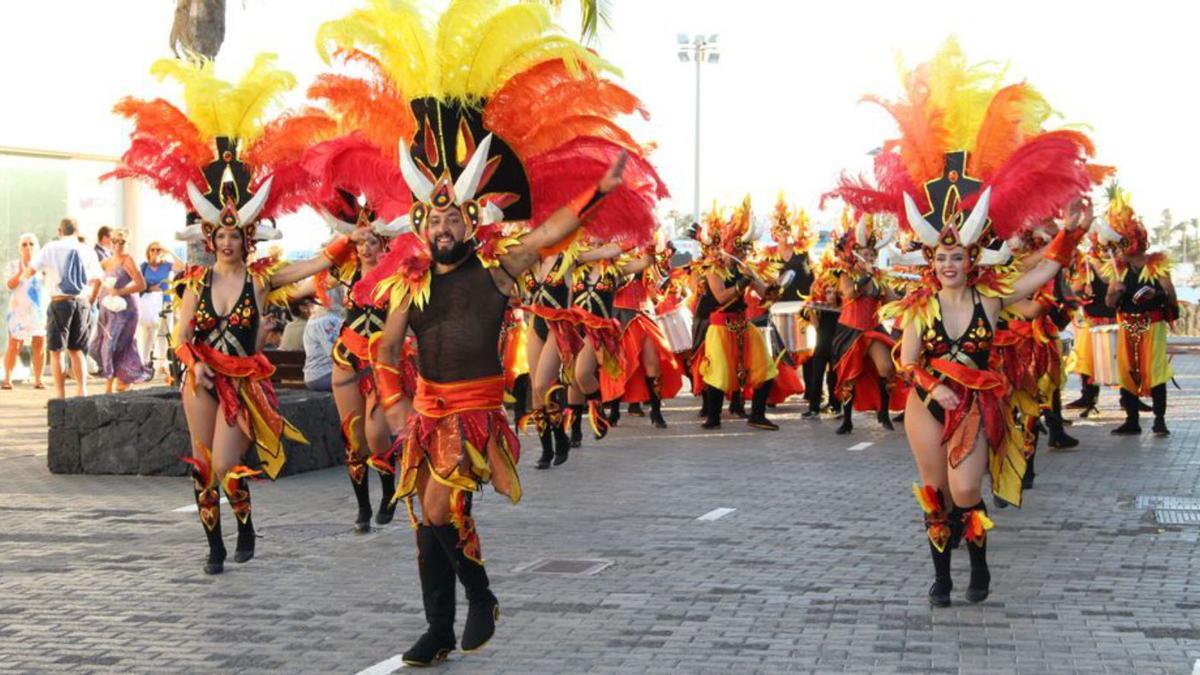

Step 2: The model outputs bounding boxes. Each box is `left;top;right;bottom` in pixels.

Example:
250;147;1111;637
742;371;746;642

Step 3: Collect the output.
824;38;1105;270
318;0;667;246
720;196;755;256
771;193;814;252
104;54;318;251
1094;183;1147;256
834;209;893;266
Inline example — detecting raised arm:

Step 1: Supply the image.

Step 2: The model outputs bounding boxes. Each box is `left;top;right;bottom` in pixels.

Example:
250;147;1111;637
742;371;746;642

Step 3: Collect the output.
1003;199;1091;307
705;271;740;305
619;251;654;275
267;233;361;289
499;152;628;278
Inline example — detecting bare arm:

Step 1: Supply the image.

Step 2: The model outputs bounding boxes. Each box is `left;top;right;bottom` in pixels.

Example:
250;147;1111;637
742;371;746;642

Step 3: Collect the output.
1105;279;1124;309
119;256;146;296
578;242;623;263
1002;257;1063;307
899;317;921;369
176;286;198;347
1161;275;1177;305
268;232;364;288
619;252;653;275
499;152;629;278
6;263;21;290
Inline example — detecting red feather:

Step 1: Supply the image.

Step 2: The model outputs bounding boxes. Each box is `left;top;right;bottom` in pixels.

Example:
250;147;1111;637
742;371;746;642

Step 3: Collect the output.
101;137;206;204
971;131;1092;240
243;109;337;173
526;136;667;246
257;162;320;218
822;151;922;228
111;97;212;168
302;134;413;221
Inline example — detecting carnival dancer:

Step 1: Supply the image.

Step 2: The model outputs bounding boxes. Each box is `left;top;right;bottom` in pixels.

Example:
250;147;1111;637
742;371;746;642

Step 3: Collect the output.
828;212;900;435
325;0;666;663
1096;186;1176;436
105;55;366;573
1066;235;1117;417
522;252;578;467
768;197;817;404
609;240;684;429
828;38;1101;606
802;245;843;417
694;199;782;431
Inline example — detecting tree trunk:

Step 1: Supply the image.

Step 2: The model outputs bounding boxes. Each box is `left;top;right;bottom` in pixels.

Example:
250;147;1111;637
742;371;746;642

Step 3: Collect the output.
170;0;227;60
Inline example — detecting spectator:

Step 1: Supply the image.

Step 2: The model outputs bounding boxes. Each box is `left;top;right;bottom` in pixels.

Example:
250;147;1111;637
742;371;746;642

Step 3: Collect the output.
280;297;316;352
136;241;183;376
30;218;103;398
94;226;114;263
302;287;344;392
4;233;47;389
89;228;150;392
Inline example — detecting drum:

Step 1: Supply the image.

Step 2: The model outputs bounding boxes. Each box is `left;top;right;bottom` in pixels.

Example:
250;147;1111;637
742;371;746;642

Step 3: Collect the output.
655;307;693;354
760;325;776;359
769;301;810;353
1090;324;1119;386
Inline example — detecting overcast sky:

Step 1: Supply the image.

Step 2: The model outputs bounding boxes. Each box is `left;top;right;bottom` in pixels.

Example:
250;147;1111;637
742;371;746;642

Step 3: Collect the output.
3;0;1197;230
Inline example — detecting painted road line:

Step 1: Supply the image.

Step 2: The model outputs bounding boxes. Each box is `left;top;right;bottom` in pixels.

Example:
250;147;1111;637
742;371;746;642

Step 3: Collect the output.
355;654;408;675
697;507;736;521
847;442;873;452
172;497;229;513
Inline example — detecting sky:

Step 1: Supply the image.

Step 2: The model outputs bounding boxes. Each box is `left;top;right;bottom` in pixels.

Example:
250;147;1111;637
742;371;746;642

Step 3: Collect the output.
2;0;1198;237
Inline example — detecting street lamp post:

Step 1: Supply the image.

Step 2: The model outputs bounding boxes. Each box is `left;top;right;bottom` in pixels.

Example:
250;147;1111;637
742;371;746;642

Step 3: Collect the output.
677;33;719;227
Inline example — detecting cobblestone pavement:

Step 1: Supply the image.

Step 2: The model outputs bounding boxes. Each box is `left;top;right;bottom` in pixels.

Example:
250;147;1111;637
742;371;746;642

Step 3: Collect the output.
2;357;1200;674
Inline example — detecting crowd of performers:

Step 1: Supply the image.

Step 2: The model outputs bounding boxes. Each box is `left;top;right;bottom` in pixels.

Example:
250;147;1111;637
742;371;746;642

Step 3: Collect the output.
104;3;1177;665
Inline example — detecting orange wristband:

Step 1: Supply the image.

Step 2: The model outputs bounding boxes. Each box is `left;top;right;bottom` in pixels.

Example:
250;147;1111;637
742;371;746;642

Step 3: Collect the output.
174;343;198;370
566;185;609;221
376;362;404;409
322;235;355;266
903;363;941;392
1043;227;1086;267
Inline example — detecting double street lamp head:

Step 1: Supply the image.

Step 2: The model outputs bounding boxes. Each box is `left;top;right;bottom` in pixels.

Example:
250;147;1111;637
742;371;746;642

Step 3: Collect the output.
676;33;720;63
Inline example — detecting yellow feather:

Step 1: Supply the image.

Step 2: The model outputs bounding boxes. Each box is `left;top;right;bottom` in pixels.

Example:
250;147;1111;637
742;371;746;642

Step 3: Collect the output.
926;37;1007;152
150;54;294;143
317;0;438;97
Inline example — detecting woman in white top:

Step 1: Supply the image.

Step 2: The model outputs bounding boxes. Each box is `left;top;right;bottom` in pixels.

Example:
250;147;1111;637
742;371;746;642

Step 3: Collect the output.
4;233;47;389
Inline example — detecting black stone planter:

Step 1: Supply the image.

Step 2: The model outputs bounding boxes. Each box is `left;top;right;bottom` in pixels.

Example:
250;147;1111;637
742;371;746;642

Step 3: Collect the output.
46;386;343;477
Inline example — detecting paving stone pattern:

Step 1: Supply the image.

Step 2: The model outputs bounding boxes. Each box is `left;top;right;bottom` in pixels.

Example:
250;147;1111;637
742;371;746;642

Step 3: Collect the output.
1;358;1199;673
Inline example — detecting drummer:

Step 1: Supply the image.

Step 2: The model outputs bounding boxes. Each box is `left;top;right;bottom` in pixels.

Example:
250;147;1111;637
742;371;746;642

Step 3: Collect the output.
1065;235;1117;418
803;246;843;418
766;196;817;402
693;198;782;431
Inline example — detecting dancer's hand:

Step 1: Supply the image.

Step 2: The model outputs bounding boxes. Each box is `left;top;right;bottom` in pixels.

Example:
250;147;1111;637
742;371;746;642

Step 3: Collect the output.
598;151;628;194
191;362;214;390
1065;197;1093;231
931;384;960;410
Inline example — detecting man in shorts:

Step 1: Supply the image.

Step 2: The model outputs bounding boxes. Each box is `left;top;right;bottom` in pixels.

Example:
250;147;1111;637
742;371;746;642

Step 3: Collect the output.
30;218;102;398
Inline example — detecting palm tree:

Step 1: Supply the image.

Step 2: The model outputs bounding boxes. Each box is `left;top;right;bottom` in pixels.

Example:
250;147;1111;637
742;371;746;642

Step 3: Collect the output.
169;0;226;60
545;0;613;43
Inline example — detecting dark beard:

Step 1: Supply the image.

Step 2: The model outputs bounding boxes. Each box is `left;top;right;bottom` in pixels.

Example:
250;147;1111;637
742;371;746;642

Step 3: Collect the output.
432;239;473;265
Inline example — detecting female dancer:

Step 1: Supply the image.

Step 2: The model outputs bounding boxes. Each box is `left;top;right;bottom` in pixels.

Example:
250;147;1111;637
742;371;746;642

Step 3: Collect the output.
320;202;409;531
522;252;578;468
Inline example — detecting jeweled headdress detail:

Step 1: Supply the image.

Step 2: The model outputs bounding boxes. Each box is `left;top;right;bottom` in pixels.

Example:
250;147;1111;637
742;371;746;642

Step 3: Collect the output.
1094;183;1147;256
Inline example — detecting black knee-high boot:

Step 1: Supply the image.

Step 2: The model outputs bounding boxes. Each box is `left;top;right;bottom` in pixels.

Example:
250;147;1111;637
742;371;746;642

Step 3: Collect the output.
826;371;840;414
402;525;457;666
191;469;225;575
646;376;667;428
568;403;584;447
429;520;498;652
701;386;723;429
1065;375;1093;409
584;391;610;440
1046;389;1079;448
374;460;397;525
836;395;853;434
222;470;257;564
960;502;991;603
876;380;894;430
1151;383;1169;435
606;400;621;427
1112;388;1141;435
747;380;778;430
728;391;747;418
915;485;952;607
535;421;555;470
510;373;530;433
342;419;373;532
